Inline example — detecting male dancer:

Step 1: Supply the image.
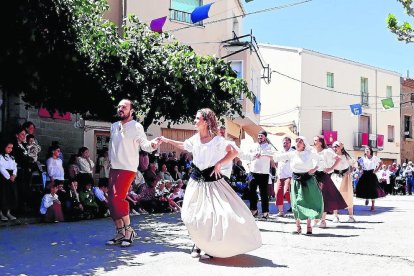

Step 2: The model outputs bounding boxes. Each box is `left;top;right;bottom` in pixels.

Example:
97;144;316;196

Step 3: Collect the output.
274;137;293;217
106;99;160;247
248;130;275;219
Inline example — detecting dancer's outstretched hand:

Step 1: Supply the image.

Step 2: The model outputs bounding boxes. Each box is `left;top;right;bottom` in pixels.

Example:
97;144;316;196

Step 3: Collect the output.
210;162;222;179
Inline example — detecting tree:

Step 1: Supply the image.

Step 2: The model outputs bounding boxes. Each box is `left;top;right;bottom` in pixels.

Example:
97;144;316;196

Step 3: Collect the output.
387;0;414;43
1;0;252;130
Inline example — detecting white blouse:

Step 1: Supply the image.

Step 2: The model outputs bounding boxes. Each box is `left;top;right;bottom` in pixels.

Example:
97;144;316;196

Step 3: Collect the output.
315;148;337;173
276;148;294;179
46;157;65;180
77;157;95;174
335;155;355;171
40;193;59;214
274;150;319;174
109;120;154;172
0;154;17;180
184;134;236;171
358;156;381;171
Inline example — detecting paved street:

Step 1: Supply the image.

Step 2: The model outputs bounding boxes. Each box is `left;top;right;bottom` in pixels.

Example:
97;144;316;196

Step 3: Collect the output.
0;196;413;276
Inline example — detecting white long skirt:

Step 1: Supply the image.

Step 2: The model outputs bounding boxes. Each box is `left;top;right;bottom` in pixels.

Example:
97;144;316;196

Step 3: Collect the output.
181;178;262;258
331;173;354;209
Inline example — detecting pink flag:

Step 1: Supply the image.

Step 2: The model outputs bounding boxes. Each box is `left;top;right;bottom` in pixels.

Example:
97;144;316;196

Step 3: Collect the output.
150;16;167;33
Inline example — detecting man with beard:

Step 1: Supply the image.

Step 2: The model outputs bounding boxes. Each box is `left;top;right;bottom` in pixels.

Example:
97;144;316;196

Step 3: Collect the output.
106;99;161;247
248;130;275;219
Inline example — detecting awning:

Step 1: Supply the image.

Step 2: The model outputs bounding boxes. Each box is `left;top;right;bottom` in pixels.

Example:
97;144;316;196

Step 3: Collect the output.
262;125;298;139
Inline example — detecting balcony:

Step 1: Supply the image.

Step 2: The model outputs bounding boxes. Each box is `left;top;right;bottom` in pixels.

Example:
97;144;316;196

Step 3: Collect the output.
169;9;203;26
354;132;384;150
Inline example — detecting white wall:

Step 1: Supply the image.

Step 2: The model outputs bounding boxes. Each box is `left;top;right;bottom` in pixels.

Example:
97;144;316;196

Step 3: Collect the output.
258;44;302;127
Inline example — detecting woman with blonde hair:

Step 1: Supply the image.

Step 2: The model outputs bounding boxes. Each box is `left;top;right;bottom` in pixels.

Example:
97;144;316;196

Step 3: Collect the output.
160;108;262;258
331;141;356;222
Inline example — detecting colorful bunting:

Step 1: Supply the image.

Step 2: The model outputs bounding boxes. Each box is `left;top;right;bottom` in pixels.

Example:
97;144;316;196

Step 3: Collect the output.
191;3;213;23
381;98;394;110
349;104;362;116
150;16;167;33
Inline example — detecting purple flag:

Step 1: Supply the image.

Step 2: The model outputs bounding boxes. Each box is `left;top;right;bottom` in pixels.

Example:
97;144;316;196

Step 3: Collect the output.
150;16;167;33
191;3;213;24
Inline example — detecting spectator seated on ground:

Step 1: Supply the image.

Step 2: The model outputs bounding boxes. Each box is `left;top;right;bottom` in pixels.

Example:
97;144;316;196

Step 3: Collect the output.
159;164;174;182
144;162;158;186
79;182;99;219
132;170;146;193
39;181;64;223
168;186;182;211
171;180;185;203
155;181;171;212
126;185;143;215
136;176;159;213
93;180;110;217
62;179;84;221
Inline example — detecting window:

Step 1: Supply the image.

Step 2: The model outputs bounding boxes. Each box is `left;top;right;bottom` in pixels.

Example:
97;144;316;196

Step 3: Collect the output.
404;115;412;138
388;125;395;142
253;95;261;114
170;0;202;24
230;61;243;99
361;77;369;106
327;72;334;88
386;86;392;98
322;111;332;131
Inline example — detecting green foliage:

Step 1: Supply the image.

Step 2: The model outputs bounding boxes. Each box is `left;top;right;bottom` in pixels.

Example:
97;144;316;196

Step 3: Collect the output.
387;0;414;43
0;0;252;129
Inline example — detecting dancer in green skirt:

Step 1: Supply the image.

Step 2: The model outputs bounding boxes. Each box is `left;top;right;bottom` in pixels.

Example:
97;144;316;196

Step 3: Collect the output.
274;136;324;234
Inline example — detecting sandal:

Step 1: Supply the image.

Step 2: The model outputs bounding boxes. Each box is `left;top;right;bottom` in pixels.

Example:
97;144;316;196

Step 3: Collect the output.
106;227;125;245
190;244;201;258
262;212;269;220
306;226;312;235
251;210;259;218
293;225;302;234
121;225;136;247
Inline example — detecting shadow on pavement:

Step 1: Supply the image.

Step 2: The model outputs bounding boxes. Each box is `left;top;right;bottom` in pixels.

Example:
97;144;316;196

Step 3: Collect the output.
349;205;395;216
307;233;359;238
333;225;370;230
0;213;190;276
200;254;288;268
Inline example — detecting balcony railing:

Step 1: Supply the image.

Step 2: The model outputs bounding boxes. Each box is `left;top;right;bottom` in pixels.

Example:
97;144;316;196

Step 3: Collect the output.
354;132;385;149
361;92;369;106
169;9;203;26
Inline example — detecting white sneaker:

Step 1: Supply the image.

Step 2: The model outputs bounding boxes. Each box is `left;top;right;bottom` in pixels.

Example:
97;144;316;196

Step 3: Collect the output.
319;220;327;228
6;213;16;220
0;213;8;221
130;209;139;216
332;216;340;223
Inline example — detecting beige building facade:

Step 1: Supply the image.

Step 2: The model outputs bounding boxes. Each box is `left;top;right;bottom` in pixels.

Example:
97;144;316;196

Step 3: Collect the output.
259;44;401;164
99;0;265;154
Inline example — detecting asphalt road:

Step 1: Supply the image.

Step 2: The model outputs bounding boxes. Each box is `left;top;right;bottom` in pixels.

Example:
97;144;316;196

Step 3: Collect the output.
0;196;413;276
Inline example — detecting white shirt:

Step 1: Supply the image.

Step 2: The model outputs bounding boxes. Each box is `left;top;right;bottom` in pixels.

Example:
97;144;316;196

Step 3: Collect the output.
335;155;354;171
376;169;391;184
40;193;59;214
93;187;107;202
109;120;154;172
183;134;237;171
316;148;337;173
249;143;275;174
274;150;319;174
276;148;294;179
358;156;381;171
77;157;95;174
0;154;17;180
46;157;65;180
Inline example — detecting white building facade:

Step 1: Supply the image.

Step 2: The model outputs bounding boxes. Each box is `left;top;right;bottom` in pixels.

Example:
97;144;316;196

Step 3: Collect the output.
260;44;401;164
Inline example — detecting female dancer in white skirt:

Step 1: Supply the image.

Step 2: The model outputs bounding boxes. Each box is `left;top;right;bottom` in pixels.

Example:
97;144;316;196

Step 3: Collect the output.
331;141;356;222
160;108;262;258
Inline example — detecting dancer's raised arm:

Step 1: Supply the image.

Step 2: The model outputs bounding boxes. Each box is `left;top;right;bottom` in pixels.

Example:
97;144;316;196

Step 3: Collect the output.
159;136;185;150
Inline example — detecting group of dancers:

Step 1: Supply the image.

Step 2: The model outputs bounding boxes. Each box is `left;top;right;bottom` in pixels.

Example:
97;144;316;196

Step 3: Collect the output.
104;101;385;259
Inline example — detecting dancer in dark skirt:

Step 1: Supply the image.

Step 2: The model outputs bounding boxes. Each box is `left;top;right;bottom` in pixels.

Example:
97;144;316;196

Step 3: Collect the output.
312;136;347;227
0;141;18;221
355;146;385;211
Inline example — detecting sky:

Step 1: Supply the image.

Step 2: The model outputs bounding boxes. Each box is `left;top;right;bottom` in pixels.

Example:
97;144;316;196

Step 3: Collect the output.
242;0;414;77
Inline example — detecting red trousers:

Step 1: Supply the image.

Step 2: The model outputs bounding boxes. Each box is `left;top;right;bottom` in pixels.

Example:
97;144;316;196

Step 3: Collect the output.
44;202;64;222
275;177;291;206
108;169;136;220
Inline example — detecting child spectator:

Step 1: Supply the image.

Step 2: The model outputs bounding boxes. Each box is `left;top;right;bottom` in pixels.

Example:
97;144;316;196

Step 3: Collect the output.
62;179;84;221
40;181;64;222
93;180;110;217
46;144;65;183
67;154;80;180
79;182;99;219
26;134;41;163
126;185;141;215
0;141;18;221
